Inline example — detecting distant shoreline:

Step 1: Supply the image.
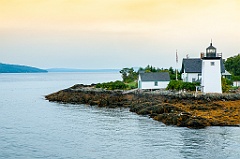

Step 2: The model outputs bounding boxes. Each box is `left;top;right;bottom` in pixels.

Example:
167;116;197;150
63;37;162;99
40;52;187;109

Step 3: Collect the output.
0;63;47;73
0;62;122;73
46;68;120;73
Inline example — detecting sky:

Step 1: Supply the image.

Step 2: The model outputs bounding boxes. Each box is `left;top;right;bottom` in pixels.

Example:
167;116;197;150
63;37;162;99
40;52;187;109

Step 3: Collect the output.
1;0;240;69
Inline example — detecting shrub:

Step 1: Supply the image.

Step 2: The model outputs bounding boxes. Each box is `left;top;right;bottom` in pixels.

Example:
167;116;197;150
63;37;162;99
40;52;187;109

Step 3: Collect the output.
167;80;200;91
166;80;182;90
126;81;138;89
180;82;200;91
95;80;128;90
222;78;231;93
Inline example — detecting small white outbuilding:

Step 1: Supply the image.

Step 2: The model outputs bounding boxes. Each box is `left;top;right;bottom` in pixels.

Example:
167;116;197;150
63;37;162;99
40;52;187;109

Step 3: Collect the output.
138;72;170;90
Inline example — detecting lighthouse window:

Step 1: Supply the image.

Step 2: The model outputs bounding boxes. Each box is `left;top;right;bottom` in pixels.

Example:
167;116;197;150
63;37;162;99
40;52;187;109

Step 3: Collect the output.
211;62;215;66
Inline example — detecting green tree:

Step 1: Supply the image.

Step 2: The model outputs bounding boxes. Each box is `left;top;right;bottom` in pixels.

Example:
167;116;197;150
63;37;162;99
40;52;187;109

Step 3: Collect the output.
169;67;174;74
120;68;138;83
138;65;181;80
225;54;240;76
163;67;180;80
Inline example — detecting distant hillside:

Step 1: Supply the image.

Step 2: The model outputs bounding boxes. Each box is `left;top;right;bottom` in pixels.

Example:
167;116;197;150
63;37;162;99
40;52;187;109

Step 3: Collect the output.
47;68;120;73
0;63;47;73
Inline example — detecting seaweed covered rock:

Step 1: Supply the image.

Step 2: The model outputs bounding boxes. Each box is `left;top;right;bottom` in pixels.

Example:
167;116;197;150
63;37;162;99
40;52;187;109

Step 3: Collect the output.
46;84;240;129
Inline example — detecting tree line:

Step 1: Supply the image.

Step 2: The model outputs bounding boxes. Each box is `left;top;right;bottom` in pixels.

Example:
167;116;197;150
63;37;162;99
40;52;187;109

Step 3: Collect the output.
224;54;240;80
120;65;181;83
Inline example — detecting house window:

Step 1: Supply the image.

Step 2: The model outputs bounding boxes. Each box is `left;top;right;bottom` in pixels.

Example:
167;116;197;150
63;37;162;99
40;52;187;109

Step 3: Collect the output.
154;81;158;86
211;62;215;66
198;74;201;81
192;78;196;82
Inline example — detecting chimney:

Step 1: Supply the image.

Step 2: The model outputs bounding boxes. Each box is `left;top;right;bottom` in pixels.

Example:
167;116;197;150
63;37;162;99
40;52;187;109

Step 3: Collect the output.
200;52;204;59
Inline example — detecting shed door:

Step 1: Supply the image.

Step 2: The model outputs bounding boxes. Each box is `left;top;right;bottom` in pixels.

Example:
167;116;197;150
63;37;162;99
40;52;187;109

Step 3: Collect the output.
138;81;141;89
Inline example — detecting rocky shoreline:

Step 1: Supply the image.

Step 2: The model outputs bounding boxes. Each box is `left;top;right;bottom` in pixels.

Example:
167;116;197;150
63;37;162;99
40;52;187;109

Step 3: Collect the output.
45;84;240;129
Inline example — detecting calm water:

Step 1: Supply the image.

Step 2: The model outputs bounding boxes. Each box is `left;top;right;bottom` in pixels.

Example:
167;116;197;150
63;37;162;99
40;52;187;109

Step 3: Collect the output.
0;72;240;159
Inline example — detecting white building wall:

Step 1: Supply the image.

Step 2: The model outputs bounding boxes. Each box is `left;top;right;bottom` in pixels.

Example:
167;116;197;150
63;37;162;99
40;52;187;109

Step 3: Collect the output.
182;73;200;82
201;59;222;93
233;81;240;87
140;81;169;89
181;73;187;82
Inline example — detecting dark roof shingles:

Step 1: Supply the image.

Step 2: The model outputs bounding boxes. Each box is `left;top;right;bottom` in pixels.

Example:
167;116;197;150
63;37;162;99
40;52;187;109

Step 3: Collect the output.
182;58;225;73
182;58;202;73
140;72;170;81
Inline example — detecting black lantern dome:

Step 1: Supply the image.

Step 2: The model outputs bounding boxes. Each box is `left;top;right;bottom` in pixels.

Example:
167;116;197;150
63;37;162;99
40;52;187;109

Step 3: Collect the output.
206;42;216;57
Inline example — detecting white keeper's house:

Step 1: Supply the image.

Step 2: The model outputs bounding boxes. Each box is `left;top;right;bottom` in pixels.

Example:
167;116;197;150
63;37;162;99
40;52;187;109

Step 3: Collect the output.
138;72;170;90
181;42;230;93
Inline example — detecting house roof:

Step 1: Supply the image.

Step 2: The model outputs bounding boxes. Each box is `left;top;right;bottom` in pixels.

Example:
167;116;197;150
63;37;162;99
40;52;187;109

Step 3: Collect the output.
139;72;170;81
182;58;202;73
182;58;225;73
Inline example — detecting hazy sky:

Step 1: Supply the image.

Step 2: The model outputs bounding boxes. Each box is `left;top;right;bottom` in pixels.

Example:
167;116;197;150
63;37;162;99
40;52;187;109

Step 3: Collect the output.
1;0;240;69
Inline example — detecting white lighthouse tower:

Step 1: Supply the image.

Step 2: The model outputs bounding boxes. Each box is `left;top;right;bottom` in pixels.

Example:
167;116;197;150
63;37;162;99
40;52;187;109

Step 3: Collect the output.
201;42;222;93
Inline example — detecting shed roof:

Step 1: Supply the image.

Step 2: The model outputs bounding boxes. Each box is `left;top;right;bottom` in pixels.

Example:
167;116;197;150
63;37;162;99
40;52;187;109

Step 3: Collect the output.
182;58;225;73
139;72;170;81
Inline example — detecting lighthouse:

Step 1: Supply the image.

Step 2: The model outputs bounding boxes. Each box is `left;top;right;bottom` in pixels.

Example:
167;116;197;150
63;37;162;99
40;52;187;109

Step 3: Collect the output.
201;42;222;93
